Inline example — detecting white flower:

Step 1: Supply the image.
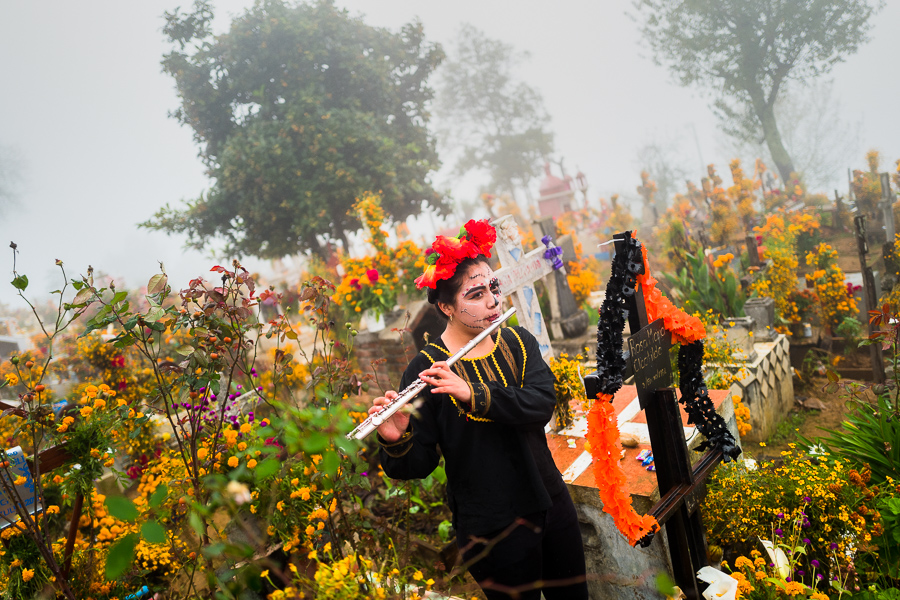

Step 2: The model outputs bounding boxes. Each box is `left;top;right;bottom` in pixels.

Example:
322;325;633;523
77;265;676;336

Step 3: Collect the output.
760;538;790;579
696;566;737;600
226;480;252;505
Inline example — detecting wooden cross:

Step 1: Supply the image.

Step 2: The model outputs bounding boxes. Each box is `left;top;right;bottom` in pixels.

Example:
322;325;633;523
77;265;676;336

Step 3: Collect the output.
605;234;726;599
490;215;556;359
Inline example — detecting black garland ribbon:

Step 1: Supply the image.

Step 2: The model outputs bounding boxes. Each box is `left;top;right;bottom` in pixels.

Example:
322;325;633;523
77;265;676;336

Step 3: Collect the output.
586;231;741;462
678;342;741;460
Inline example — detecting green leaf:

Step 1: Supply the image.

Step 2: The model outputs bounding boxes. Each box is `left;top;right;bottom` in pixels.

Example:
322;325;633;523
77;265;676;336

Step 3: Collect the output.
105;532;138;580
655;572;677;596
11;275;28;290
149;484;169;508
189;511;205;537
321;450;340;476
112;290;128;305
72;286;93;305
141;520;167;544
254;458;281;480
148;273;168;294
202;542;226;558
175;344;195;356
106;496;139;522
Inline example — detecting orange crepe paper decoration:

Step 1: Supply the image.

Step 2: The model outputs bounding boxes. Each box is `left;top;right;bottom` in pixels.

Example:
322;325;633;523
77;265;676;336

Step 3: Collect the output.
635;243;706;345
585;393;659;545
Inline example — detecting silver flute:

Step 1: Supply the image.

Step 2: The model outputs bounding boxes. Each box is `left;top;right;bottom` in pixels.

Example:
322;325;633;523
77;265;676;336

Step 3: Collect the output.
347;307;517;440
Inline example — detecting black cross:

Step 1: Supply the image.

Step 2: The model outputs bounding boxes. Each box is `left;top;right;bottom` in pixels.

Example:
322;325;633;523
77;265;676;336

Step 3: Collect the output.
590;234;726;600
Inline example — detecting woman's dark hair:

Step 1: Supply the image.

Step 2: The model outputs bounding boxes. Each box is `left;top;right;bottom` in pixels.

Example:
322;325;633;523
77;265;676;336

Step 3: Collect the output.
426;255;491;319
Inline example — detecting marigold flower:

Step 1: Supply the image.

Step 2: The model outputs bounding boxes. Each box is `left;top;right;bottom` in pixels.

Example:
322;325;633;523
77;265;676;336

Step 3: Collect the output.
22;568;34;582
13;476;26;486
227;456;239;468
196;448;208;461
247;459;257;469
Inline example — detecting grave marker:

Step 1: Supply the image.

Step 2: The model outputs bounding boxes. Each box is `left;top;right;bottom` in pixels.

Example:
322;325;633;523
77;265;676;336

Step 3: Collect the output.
491;215;556;358
0;446;42;527
591;233;730;599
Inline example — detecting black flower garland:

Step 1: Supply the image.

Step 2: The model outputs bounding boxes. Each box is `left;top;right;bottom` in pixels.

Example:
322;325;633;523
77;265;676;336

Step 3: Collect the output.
590;231;741;462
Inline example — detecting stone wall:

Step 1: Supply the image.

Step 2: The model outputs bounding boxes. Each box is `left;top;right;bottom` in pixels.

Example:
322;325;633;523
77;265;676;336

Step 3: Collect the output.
726;334;794;443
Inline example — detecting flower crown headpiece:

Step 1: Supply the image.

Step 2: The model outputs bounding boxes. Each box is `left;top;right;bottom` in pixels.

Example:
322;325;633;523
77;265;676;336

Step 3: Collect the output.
415;219;497;290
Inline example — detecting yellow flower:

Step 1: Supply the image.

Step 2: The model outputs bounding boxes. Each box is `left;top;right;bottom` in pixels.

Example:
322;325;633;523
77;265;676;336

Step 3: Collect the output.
247;459;257;469
227;456;239;468
240;423;251;434
413;570;423;581
260;569;269;579
13;476;26;486
80;406;93;418
22;568;34;582
196;448;208;460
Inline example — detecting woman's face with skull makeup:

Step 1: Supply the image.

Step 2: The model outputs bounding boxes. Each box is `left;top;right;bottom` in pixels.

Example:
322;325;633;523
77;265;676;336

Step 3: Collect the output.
443;262;502;331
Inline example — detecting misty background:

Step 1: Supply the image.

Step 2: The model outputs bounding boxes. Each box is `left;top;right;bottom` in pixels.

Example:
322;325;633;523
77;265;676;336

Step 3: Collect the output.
1;0;898;306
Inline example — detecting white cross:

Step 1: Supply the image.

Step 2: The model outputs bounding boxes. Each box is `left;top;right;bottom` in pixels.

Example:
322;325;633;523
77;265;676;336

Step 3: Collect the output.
491;215;555;359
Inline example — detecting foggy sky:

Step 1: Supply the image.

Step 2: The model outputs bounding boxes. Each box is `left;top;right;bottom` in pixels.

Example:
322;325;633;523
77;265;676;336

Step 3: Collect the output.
1;0;898;308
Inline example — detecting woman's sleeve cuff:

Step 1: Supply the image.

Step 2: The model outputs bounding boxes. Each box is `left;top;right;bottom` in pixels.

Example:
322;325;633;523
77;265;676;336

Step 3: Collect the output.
469;382;491;417
377;427;414;458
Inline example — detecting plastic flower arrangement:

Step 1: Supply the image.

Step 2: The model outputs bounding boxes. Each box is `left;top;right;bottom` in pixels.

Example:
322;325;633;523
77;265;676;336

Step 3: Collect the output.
805;243;857;333
548;350;590;429
706;164;742;246
749;210;820;328
334;193;423;318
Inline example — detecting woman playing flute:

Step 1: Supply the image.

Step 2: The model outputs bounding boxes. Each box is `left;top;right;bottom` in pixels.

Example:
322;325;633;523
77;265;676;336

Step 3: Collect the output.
368;219;588;600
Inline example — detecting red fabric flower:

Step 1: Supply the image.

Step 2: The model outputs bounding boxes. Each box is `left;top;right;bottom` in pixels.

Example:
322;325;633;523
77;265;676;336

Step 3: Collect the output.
463;219;497;257
415;254;457;289
366;269;380;283
414;220;497;289
433;235;479;261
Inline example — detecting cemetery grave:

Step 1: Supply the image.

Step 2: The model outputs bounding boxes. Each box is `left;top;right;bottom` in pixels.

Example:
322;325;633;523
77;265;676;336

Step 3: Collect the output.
1;135;899;600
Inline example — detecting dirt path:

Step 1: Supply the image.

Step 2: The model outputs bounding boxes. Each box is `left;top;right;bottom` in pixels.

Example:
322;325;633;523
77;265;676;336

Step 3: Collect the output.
756;375;877;461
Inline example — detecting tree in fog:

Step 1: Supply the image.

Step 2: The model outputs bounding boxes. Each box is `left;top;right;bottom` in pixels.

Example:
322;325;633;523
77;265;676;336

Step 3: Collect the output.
633;0;882;184
720;80;860;191
436;24;553;204
144;0;445;259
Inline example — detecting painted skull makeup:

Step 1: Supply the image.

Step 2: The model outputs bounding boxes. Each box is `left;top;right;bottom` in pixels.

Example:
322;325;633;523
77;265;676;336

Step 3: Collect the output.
454;264;503;330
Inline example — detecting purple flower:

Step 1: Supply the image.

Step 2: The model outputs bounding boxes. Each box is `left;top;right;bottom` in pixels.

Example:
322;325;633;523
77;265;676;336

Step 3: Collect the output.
777;512;785;519
817;574;824;580
811;559;820;568
797;570;805;577
803;538;810;544
775;528;783;537
830;542;839;550
803;496;811;503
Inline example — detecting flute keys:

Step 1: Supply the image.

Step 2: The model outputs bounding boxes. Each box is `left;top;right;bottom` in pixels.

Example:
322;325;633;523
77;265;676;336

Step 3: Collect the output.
371;414;384;426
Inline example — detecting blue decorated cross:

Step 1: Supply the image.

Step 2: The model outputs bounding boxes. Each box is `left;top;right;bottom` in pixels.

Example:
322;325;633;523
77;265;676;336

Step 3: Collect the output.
490;215;556;359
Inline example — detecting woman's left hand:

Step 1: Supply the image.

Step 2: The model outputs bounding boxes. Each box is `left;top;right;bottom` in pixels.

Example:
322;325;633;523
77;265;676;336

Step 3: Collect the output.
419;361;471;403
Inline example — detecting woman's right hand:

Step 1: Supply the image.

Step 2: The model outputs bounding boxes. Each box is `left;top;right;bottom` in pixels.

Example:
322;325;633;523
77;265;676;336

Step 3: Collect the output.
368;390;410;443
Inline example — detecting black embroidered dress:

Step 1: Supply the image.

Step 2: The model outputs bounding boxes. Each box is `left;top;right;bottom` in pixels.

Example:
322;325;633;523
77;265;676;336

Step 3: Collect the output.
378;325;566;538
